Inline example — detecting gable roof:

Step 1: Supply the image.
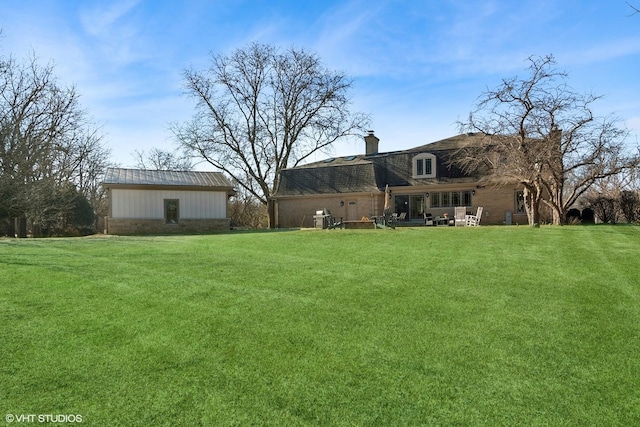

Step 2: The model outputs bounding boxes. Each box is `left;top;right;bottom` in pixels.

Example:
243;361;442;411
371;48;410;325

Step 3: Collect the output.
274;133;481;197
102;168;234;189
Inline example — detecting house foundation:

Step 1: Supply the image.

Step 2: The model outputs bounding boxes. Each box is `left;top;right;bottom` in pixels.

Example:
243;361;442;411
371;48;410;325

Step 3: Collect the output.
106;218;230;235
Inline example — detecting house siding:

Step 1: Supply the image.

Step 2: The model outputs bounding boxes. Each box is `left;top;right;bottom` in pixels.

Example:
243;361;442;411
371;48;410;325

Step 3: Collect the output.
465;185;528;225
275;185;529;227
276;193;383;228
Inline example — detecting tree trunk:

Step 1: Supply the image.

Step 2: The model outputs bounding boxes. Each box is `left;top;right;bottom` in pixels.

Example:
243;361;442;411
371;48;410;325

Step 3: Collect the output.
268;199;277;229
552;208;563;225
547;183;564;225
523;186;542;226
7;218;16;238
17;216;27;238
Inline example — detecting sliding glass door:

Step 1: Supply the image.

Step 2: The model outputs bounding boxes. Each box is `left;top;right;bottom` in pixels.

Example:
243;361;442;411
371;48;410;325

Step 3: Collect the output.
410;195;425;220
393;194;425;220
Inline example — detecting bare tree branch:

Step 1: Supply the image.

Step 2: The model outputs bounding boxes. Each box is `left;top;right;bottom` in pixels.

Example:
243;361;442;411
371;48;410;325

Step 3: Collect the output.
133;147;193;171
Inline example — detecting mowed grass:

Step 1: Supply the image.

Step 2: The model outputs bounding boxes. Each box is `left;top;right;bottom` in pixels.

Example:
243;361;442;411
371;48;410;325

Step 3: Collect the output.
1;226;639;426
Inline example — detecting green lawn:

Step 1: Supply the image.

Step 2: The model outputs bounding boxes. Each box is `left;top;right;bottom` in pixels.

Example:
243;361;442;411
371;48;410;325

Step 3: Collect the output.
1;226;639;426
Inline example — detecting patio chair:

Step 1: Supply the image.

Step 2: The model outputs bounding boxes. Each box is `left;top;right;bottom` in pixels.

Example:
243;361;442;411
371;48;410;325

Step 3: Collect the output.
326;211;343;229
454;206;467;227
396;212;407;221
424;212;434;226
465;207;483;226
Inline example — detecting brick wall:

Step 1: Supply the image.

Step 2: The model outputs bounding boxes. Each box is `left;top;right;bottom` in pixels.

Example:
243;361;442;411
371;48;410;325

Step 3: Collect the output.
106;218;230;235
472;185;528;225
275;185;534;227
276;194;384;228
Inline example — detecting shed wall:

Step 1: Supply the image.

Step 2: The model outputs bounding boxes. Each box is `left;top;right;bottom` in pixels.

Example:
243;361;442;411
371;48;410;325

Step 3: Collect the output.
111;189;227;219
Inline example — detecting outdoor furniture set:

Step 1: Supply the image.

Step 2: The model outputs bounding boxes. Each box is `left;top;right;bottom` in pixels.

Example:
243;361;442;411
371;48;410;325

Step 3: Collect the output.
427;206;483;227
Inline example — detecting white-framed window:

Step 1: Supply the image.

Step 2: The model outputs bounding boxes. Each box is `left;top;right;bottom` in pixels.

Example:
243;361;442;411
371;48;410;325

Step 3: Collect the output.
515;190;526;213
430;191;473;208
413;153;436;178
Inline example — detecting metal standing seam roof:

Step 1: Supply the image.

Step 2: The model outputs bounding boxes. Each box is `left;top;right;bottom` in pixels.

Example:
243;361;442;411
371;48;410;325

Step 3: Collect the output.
102;168;234;188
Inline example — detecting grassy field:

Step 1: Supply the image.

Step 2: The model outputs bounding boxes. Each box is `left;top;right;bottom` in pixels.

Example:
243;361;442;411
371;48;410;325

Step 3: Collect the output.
1;226;639;426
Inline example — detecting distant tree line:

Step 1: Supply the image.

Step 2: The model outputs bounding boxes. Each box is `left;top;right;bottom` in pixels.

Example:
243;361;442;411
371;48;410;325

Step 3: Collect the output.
588;190;640;224
1;47;111;237
583;168;640;224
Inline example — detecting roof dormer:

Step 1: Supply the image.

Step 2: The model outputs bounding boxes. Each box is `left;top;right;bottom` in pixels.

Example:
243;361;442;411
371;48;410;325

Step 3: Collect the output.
412;153;436;179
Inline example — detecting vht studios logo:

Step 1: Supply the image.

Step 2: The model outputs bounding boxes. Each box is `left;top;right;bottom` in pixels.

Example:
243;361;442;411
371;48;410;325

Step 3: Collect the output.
5;414;83;423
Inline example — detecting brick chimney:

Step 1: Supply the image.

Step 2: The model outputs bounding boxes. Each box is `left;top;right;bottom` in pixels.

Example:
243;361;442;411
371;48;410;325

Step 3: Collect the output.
364;130;379;155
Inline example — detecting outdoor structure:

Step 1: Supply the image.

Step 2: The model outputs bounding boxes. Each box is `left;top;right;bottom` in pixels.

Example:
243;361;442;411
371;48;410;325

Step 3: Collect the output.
272;132;529;228
102;168;235;235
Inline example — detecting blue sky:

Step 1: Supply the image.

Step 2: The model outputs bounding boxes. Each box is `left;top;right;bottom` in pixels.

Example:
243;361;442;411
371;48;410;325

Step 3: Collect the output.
2;0;640;168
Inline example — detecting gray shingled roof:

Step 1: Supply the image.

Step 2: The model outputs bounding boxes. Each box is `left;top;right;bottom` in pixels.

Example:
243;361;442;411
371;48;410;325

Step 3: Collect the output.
102;168;234;188
407;132;487;153
277;163;380;195
274;133;479;197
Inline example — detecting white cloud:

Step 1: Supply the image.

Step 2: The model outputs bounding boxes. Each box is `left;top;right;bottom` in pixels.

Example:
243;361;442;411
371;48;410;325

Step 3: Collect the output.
562;37;640;66
79;0;141;39
78;0;150;68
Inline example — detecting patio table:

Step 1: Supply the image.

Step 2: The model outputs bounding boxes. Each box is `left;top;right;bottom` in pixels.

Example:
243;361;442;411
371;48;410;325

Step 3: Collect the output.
435;216;452;226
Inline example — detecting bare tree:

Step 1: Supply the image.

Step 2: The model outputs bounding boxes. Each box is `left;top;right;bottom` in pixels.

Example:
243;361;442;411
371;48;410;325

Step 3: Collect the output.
173;43;369;227
132;147;193;171
0;50;110;236
456;55;639;225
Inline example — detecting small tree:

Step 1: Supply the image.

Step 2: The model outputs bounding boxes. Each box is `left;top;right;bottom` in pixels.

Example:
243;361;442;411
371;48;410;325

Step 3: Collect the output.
619;190;640;223
587;193;619;224
173;43;369;227
228;183;268;229
456;55;639;225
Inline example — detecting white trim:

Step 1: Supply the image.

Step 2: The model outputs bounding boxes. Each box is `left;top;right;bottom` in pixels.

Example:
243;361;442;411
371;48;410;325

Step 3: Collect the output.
412;153;436;178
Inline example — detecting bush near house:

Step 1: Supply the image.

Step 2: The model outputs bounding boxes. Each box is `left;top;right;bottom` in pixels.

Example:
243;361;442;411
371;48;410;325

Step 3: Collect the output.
1;226;639;425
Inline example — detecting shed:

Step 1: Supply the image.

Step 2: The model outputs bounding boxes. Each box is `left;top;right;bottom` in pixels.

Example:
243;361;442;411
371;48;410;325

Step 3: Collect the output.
102;168;235;235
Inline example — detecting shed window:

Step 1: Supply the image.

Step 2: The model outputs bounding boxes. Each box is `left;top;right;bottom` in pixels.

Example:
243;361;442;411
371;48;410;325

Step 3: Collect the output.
165;199;179;224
